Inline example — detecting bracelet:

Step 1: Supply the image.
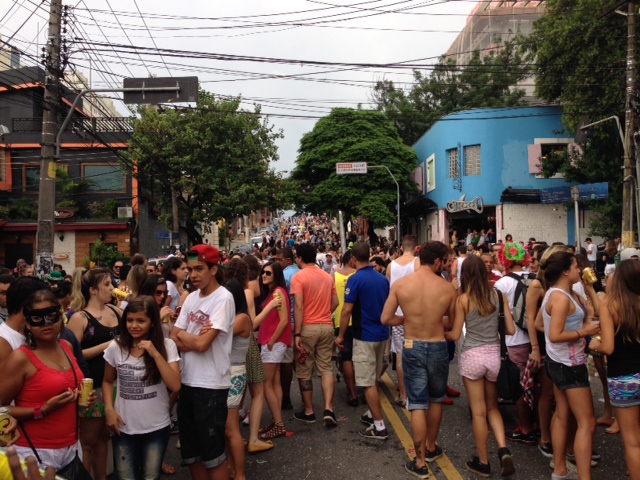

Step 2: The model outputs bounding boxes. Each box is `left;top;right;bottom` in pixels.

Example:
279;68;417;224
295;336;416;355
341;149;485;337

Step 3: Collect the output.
293;333;301;337
576;330;582;339
531;344;539;348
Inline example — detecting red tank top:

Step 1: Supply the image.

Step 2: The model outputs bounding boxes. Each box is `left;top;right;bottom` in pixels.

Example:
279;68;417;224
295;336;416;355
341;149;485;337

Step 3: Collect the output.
15;342;83;449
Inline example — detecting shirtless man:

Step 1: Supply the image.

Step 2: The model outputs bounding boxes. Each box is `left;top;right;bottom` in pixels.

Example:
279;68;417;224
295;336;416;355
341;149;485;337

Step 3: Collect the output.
382;241;457;479
386;235;419;407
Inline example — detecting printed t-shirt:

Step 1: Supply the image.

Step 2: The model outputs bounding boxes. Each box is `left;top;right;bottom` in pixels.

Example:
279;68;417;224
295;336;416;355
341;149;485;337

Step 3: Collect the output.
290;265;336;326
344;266;390;342
334;271;354;328
104;338;180;434
174;287;235;389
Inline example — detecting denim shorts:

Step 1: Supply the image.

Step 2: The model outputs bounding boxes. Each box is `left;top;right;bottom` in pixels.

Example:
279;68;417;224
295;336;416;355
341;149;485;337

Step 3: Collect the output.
178;385;229;469
544;359;590;391
402;340;449;410
113;426;170;480
335;326;354;362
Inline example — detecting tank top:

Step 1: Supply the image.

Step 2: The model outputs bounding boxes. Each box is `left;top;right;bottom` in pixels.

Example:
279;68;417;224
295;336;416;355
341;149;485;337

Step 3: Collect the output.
257;287;292;347
230;318;251;366
334;271;354;328
390;257;418;316
542;287;586;367
15;342;82;449
81;307;120;385
608;331;640;378
461;292;500;352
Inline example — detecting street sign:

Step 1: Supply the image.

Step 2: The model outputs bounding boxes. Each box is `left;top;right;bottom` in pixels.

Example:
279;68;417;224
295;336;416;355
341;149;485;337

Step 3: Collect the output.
578;182;609;201
336;162;367;174
540;186;571;204
540;182;609;204
123;76;199;104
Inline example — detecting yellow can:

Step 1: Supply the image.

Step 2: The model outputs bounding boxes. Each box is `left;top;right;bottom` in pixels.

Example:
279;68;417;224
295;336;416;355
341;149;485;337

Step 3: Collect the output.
79;378;93;407
582;267;598;285
273;291;281;311
0;407;12;447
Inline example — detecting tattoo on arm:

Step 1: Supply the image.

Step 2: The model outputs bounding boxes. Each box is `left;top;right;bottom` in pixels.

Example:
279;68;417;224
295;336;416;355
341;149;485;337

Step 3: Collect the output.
298;379;313;392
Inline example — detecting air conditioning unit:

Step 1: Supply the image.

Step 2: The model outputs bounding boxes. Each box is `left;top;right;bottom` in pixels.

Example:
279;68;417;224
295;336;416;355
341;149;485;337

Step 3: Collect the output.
117;207;133;219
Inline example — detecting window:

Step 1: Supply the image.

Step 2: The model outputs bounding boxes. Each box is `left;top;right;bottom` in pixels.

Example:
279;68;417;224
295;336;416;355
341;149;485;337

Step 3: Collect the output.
426;154;436;192
464;145;481;176
447;148;459;179
528;138;572;178
83;164;125;192
23;164;40;192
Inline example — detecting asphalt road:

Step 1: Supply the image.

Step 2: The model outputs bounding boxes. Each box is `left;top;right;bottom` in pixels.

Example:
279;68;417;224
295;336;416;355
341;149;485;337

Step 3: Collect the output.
154;358;626;480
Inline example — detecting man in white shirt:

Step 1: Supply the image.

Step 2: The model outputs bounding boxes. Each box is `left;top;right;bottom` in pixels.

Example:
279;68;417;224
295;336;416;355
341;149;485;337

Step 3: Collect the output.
585;238;597;269
171;244;235;480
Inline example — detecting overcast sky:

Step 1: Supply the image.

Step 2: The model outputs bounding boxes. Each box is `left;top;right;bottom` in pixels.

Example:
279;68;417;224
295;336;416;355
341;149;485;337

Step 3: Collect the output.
1;0;475;173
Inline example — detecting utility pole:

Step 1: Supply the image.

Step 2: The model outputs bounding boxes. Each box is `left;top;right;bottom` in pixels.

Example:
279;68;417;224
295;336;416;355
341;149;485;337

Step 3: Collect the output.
35;0;62;278
622;0;637;248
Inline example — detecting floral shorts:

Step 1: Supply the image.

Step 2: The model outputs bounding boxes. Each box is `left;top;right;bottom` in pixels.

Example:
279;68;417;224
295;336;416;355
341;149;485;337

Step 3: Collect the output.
79;387;106;418
227;365;247;409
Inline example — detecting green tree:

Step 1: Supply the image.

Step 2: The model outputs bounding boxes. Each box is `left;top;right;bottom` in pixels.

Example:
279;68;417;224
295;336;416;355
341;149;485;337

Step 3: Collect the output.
291;108;418;242
521;0;627;238
122;90;283;246
373;43;528;145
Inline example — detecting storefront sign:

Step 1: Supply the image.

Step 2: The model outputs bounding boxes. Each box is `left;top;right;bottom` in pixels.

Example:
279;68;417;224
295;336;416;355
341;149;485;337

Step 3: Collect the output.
336;162;367;174
446;195;484;214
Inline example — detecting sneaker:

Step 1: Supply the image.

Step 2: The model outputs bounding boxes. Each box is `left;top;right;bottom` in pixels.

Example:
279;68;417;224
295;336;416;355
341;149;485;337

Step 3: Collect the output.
591;450;601;462
446;385;461;397
242;414;250;426
550;459;577;473
551;471;578;480
282;397;293;411
347;397;359;407
566;453;599;467
323;409;338;427
425;445;443;463
506;428;536;445
465;456;491;478
405;459;429;479
358;424;389;440
498;447;515;477
360;412;374;426
293;411;316;424
539;442;553;458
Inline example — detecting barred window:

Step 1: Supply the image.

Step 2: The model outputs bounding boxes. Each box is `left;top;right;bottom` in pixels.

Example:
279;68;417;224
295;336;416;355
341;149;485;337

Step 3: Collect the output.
464;145;481;176
448;148;459;178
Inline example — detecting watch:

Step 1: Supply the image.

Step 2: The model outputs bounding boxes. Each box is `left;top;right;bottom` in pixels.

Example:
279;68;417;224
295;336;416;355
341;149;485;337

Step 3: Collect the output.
33;405;45;420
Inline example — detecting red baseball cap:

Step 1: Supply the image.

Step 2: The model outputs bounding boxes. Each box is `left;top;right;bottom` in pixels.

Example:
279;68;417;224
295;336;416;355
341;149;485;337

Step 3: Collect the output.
189;244;220;264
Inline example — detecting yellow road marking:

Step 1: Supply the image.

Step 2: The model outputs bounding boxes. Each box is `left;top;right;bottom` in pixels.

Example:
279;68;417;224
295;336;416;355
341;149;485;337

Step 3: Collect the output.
381;373;464;480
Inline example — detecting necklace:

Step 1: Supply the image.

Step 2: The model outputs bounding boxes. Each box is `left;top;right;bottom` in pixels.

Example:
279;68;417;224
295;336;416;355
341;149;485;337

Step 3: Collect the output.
40;348;70;371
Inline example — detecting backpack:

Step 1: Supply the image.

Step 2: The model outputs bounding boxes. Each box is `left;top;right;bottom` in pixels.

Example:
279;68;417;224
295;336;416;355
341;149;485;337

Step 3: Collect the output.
506;272;536;331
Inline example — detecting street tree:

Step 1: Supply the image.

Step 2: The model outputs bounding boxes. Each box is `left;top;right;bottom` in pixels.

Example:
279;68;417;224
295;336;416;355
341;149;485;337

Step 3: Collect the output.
122;90;283;246
520;0;626;238
372;43;528;145
291;108;418;243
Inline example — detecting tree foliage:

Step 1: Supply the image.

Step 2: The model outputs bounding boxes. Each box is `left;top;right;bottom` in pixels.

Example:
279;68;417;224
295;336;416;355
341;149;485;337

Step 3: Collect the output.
122;90;283;245
291;108;418;239
521;0;627;238
372;43;529;145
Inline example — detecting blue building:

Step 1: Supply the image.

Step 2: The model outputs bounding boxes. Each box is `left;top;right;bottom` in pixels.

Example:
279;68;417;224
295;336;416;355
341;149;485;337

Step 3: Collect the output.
409;105;598;246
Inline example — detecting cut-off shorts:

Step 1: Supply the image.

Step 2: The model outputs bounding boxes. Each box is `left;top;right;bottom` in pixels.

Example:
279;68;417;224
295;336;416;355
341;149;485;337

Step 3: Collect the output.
402;340;449;411
260;342;288;364
544;358;590;391
608;372;640;408
460;344;501;382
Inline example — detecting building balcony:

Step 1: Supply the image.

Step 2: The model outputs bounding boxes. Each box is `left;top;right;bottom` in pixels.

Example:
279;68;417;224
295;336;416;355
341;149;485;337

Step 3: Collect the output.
12;117;134;134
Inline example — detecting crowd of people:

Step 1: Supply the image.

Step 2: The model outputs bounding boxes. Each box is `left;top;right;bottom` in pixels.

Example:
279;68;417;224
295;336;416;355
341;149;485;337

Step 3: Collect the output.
0;215;639;480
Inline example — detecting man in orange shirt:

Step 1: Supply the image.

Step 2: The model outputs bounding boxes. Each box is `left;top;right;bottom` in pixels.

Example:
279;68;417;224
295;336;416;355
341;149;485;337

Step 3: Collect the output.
291;242;340;427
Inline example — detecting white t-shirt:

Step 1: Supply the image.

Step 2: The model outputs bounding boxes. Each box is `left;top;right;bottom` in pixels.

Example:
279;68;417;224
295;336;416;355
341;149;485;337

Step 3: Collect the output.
0;322;25;351
174;287;235;389
586;243;597;262
167;281;180;311
494;272;531;347
104;339;180;435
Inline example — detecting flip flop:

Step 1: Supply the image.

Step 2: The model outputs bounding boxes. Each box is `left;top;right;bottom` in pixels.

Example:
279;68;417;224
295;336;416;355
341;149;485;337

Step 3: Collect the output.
162;463;176;475
248;441;274;454
606;425;620;434
596;419;614;427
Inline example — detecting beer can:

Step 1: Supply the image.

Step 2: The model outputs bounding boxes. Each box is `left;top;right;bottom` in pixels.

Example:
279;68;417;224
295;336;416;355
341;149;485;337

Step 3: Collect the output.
583;267;598;285
112;288;129;301
79;378;93;407
273;291;281;311
0;407;12;446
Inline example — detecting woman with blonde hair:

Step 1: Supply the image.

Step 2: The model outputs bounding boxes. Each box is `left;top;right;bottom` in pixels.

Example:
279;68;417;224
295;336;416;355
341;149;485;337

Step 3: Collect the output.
594;259;640;479
449;255;516;477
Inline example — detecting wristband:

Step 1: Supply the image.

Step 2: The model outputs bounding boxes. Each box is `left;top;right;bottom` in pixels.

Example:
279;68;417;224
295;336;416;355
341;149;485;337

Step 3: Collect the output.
33;405;45;420
293;333;301;337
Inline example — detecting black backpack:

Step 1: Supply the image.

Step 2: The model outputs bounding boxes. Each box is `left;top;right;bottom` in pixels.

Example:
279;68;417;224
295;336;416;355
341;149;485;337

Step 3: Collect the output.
506;272;536;331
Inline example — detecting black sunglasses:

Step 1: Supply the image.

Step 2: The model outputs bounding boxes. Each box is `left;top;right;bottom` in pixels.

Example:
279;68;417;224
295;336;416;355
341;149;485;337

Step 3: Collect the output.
25;306;62;327
261;270;273;277
154;289;168;297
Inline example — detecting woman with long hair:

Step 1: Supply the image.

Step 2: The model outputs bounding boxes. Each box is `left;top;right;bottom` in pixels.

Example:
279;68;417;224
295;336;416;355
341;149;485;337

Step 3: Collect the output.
252;261;291;440
541;252;599;480
103;296;181;480
161;258;188;312
0;289;89;469
125;265;147;301
448;255;515;477
595;259;640;479
603;240;617;279
67;268;122;480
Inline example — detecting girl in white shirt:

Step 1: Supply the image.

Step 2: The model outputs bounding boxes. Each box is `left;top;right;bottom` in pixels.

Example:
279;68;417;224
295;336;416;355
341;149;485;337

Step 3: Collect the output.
103;296;181;480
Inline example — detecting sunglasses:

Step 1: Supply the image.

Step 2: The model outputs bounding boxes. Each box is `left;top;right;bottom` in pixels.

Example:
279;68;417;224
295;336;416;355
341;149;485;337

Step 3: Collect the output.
114;265;122;269
154;289;168;297
261;270;273;277
25;306;62;327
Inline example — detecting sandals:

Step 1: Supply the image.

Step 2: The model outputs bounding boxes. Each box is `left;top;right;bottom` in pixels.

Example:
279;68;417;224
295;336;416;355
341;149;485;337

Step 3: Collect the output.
258;421;275;435
162;463;176;475
260;421;287;440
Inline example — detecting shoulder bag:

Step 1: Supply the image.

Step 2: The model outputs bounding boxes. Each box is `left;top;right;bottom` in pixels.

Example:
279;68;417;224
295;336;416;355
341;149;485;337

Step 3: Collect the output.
496;289;524;405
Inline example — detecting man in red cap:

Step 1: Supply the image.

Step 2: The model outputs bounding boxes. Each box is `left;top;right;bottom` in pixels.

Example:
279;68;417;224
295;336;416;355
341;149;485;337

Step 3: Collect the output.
170;244;236;480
